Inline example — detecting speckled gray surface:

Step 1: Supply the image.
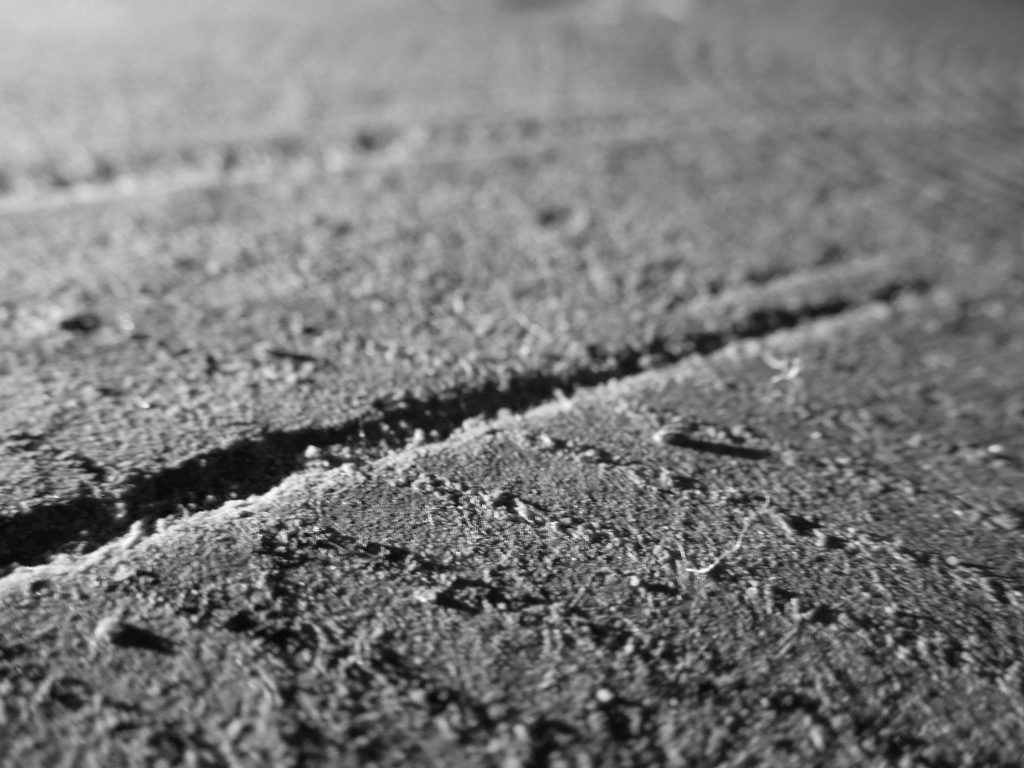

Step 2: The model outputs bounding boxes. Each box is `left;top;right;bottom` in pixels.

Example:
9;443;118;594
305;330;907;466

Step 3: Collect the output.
2;1;1023;765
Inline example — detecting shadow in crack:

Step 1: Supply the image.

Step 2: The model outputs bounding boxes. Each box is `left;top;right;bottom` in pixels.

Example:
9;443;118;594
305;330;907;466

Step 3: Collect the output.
658;434;773;461
0;373;629;572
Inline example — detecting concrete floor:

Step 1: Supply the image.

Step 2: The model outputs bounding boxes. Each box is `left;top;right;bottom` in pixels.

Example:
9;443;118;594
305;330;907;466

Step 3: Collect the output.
1;1;1023;765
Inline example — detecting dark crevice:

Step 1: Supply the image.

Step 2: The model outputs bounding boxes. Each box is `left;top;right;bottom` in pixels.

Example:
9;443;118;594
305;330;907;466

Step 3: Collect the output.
656;435;773;460
0;279;929;573
106;623;176;655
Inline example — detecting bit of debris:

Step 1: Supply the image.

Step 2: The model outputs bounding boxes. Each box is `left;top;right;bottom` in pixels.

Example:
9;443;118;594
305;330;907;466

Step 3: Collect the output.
553;388;574;411
92;615;123;647
536;433;560;451
513;498;545;525
808;723;827;752
676;497;768;575
412;586;443;604
595;688;616;704
990;512;1021;531
489;489;514;508
658;467;695;490
652;426;685;446
353;127;393;153
536;204;573;228
624;468;647;488
763;350;802;383
59;312;103;333
92;616;175;654
110;564;135;583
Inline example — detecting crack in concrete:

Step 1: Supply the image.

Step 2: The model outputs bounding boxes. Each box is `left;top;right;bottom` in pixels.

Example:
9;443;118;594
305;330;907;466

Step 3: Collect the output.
0;268;933;576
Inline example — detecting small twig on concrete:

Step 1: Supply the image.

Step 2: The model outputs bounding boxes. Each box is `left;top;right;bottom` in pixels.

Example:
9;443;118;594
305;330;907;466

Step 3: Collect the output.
676;495;769;575
763;350;802;384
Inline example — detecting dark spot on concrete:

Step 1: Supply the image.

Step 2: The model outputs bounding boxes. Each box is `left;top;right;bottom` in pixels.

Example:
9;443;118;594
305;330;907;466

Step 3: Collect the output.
224;610;260;633
147;730;187;764
270;135;307;158
537;205;573;228
45;677;92;712
90;155;117;183
59;312;102;333
314;215;353;238
354;128;394;153
657;434;772;461
46;170;73;189
818;243;846;265
109;623;176;654
220;147;241;173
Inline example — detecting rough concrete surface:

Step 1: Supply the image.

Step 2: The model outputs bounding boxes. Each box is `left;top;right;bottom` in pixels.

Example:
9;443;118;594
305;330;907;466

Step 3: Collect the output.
1;0;1023;766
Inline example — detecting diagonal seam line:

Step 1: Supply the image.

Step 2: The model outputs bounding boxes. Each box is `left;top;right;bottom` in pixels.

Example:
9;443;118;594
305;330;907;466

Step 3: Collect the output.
0;265;933;575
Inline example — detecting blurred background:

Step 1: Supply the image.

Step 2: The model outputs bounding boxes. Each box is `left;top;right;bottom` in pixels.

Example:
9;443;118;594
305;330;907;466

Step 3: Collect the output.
2;0;1022;197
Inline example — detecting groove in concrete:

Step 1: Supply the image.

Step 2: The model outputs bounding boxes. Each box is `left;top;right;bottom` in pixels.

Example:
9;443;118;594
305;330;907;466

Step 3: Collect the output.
0;268;932;573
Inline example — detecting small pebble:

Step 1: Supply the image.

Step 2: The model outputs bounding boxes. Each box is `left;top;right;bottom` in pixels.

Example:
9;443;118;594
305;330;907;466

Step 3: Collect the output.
337;462;363;478
624;469;646;488
952;507;982;524
808;724;827;752
651;427;679;445
514;499;543;524
412;587;441;604
536;205;572;228
92;615;124;648
537;433;558;450
595;688;616;704
110;564;135;583
486;702;510;722
572;526;593;542
991;513;1021;531
652;545;673;563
